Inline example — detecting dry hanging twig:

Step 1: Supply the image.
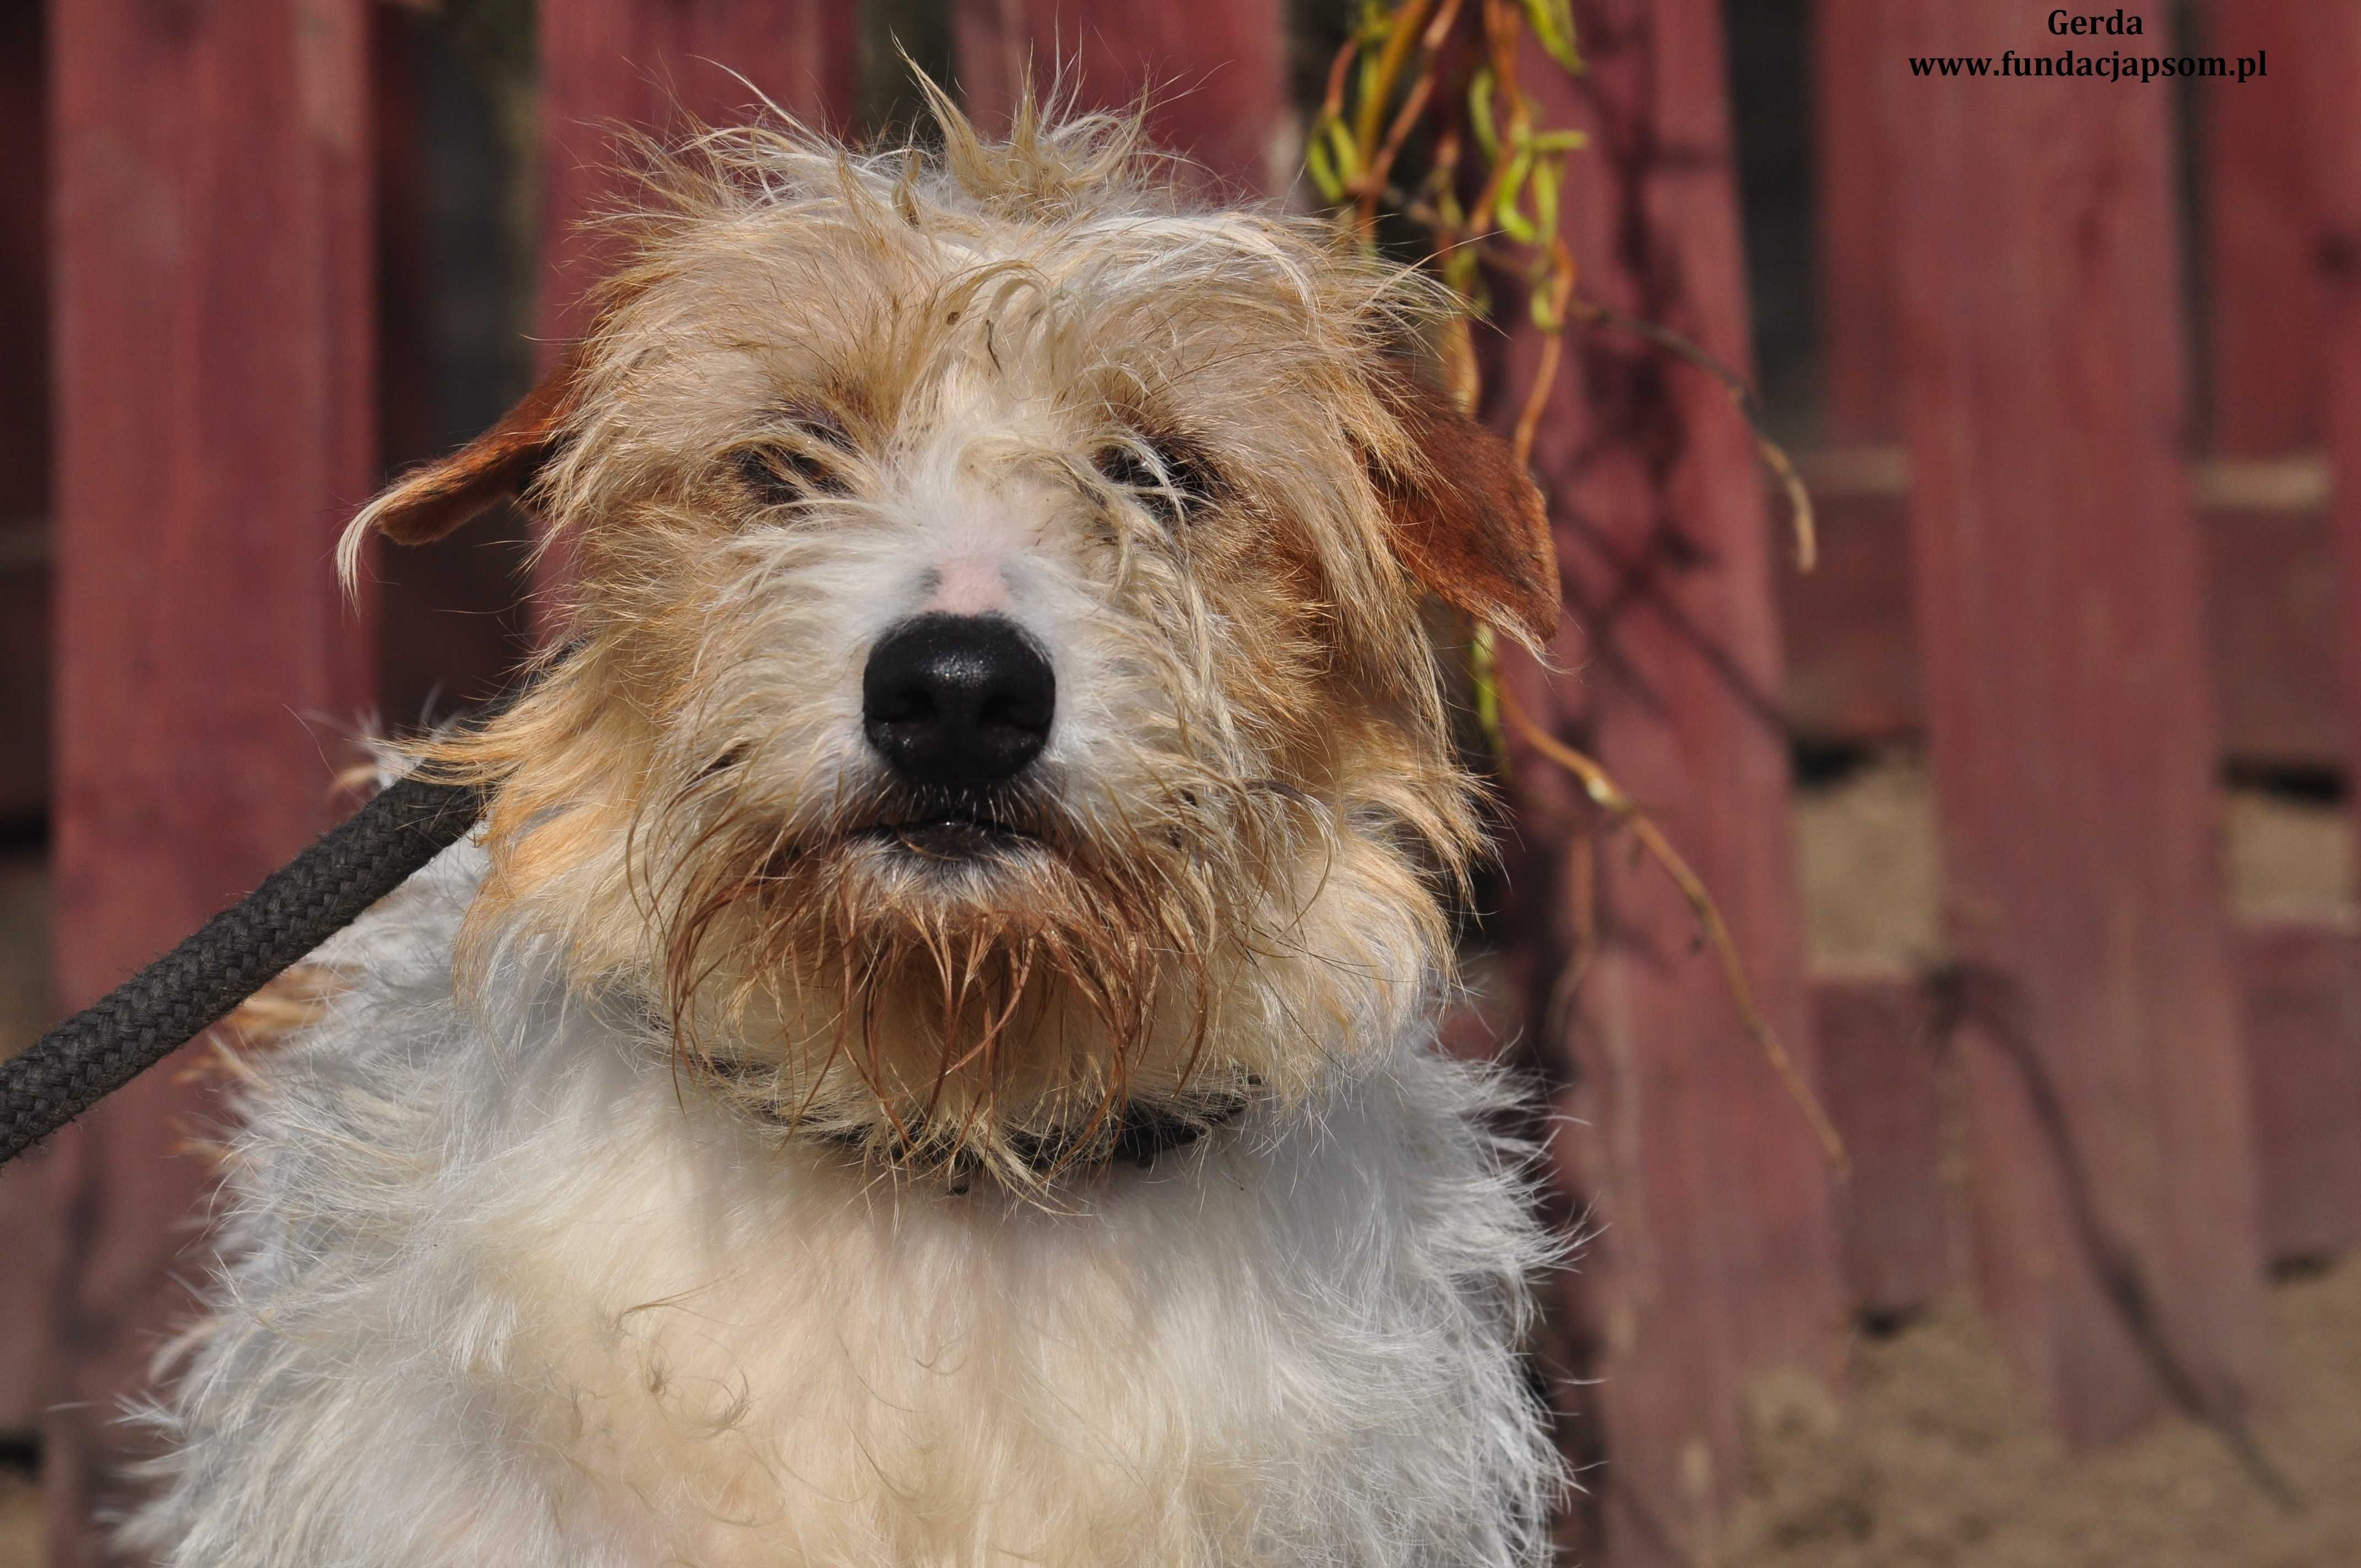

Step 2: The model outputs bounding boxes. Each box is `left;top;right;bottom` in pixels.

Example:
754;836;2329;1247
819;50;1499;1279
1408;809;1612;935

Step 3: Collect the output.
1310;0;1842;1168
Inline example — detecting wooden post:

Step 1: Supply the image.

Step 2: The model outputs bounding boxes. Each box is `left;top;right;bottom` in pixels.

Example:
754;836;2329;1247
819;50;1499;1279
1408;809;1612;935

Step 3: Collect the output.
1815;977;1957;1320
1813;0;1901;449
2199;0;2324;460
2287;3;2361;1268
45;1;376;1558
1495;4;1845;1560
1887;0;2271;1446
949;0;1292;197
2234;924;2361;1264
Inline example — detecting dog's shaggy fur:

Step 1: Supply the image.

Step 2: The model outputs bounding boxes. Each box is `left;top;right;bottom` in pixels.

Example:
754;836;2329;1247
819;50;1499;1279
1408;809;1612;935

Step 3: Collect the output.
126;90;1567;1567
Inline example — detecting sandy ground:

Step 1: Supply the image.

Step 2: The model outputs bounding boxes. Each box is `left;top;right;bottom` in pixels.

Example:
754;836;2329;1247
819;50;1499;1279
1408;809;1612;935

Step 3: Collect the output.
1763;754;2361;1567
0;1469;32;1568
0;756;2353;1564
1721;1258;2361;1568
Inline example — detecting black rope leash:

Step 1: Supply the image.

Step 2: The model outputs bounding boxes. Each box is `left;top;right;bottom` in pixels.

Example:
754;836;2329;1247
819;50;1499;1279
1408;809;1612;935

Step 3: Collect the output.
0;684;529;1167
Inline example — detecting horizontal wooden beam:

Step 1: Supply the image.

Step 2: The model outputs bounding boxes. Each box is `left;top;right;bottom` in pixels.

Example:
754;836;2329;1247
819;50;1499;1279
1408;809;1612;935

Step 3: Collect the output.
1796;446;2335;513
1781;475;2352;769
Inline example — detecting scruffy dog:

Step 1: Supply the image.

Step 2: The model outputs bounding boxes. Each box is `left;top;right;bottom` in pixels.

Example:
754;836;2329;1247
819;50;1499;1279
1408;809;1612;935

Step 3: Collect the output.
129;91;1566;1568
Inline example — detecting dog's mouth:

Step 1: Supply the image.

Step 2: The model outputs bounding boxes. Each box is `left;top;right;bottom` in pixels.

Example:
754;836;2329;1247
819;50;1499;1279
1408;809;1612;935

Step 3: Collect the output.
856;794;1045;863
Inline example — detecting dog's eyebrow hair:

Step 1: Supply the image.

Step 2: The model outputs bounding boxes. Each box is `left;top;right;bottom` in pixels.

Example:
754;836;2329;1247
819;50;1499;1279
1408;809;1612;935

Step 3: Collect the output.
758;404;856;443
732;406;863;506
1095;423;1224;514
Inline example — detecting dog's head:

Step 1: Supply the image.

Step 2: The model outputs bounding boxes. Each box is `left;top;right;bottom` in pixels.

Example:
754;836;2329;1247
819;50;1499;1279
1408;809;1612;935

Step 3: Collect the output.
347;93;1557;1182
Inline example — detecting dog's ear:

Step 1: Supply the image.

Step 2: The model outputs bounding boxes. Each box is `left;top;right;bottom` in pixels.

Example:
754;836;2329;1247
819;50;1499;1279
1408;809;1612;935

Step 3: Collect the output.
340;351;580;578
1368;371;1560;650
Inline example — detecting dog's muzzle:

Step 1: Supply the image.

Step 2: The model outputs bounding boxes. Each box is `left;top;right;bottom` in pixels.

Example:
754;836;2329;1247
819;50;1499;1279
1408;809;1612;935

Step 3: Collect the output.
862;613;1054;788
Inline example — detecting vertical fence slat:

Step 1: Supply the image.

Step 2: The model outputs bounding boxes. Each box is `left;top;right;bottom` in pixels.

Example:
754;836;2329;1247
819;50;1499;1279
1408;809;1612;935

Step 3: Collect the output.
45;0;376;1557
1499;3;1844;1559
1812;0;1901;447
1804;0;1966;1331
2287;3;2361;1268
950;0;1293;198
1888;0;2271;1447
2198;0;2323;459
2234;925;2361;1264
1816;977;1958;1320
2193;8;2359;1275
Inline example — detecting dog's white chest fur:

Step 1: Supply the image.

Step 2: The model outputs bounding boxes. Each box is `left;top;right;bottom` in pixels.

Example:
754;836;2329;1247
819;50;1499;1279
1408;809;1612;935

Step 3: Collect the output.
130;845;1557;1568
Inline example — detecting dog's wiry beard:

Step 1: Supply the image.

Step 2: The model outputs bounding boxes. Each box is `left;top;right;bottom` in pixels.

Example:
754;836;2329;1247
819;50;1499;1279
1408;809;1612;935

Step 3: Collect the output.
638;763;1296;1187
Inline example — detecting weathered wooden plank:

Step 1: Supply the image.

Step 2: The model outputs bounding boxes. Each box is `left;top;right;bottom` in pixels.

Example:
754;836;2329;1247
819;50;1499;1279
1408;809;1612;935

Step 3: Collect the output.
1494;4;1844;1560
1811;0;1901;445
950;0;1292;197
2233;923;2361;1265
44;0;376;1557
1814;972;1956;1320
1797;6;2341;769
1777;480;2351;768
2196;0;2324;457
2286;4;2361;1273
1887;0;2271;1448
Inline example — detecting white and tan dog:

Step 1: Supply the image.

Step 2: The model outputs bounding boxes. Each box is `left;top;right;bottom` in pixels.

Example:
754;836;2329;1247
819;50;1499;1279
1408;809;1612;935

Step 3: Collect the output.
128;90;1566;1568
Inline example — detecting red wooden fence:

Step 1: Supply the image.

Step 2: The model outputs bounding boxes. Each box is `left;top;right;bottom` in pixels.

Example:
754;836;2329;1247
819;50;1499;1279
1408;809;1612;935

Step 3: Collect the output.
6;3;2357;1565
1891;0;2271;1446
40;3;377;1561
1497;2;1843;1560
2289;7;2361;1271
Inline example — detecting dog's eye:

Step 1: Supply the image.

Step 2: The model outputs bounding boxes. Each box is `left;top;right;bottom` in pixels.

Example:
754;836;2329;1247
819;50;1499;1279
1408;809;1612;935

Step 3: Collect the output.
1094;434;1215;520
735;414;856;508
735;447;838;506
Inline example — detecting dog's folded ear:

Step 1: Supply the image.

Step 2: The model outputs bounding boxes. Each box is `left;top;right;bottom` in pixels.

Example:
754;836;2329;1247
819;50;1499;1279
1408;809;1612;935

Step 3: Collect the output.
1368;371;1561;651
338;352;580;581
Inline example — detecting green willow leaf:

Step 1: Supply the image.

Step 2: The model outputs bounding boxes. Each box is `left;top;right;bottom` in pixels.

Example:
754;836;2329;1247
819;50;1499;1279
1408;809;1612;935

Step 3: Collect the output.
1468;67;1500;159
1522;0;1584;72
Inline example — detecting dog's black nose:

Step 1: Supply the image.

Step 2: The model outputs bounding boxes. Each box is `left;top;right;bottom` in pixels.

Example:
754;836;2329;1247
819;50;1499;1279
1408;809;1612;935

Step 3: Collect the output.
862;613;1055;787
